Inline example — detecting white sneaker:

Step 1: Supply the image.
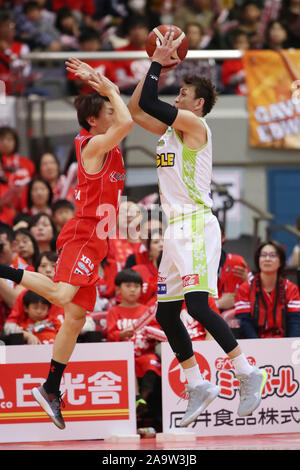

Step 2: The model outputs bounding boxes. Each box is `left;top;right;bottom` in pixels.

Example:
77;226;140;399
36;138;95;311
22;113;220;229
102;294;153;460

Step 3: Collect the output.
179;380;220;428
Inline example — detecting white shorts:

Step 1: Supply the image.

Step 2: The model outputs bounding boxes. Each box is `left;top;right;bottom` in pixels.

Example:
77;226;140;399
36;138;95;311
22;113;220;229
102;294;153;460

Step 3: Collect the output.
157;209;221;301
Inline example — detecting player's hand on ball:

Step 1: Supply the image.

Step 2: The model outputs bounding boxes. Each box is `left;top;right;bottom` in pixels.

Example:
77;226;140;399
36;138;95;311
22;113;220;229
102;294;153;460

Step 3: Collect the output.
152;31;181;70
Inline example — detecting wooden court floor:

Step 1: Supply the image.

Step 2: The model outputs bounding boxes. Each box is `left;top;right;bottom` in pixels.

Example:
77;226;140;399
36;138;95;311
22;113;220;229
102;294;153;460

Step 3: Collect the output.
1;432;300;450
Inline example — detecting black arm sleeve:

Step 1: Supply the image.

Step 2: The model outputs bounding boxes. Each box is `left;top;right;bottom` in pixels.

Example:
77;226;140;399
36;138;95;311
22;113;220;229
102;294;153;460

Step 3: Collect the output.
139;61;178;126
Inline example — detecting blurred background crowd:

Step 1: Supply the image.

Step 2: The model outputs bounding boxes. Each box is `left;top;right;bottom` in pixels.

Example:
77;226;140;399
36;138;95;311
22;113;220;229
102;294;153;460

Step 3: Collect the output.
0;0;299;97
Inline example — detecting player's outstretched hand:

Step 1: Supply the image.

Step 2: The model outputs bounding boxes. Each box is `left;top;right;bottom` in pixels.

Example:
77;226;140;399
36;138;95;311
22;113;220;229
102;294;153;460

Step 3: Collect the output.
65;57;96;81
88;72;120;96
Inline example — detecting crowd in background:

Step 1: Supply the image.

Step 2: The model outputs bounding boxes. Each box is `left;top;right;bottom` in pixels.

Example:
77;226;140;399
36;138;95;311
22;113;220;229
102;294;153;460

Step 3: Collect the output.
0;0;299;96
1;0;300;433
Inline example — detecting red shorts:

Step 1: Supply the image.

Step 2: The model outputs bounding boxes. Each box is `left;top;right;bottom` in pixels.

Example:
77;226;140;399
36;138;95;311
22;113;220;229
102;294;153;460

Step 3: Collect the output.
54;217;108;311
135;353;161;378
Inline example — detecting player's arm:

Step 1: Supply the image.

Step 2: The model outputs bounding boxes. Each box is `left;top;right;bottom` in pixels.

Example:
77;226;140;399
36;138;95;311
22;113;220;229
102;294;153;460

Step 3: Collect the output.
127;77;169;135
83;73;134;159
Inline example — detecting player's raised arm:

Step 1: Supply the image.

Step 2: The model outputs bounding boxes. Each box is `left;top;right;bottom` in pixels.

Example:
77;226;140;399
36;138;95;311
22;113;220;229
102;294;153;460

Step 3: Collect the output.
79;72;133;170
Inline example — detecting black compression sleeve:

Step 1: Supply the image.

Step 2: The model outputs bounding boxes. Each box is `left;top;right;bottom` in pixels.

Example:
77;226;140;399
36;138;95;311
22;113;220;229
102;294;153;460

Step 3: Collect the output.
139;61;178;126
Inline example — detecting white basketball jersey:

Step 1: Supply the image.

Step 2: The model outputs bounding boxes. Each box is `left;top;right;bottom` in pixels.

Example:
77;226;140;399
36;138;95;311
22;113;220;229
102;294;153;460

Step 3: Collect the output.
156;118;213;219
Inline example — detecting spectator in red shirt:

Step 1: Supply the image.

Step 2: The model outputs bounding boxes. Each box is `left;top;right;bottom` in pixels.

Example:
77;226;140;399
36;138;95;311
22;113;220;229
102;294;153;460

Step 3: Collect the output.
3;250;64;337
0;222;30;330
113;15;151;94
24;177;53;216
0;126;35;216
12;290;61;345
52;0;96;21
0;10;32;95
66;28;117;95
37;152;74;203
107;268;162;422
216;222;251;312
133;228;163;305
28;213;58;253
108;199;147;269
14;228;40;269
221;30;249;95
235;240;300;338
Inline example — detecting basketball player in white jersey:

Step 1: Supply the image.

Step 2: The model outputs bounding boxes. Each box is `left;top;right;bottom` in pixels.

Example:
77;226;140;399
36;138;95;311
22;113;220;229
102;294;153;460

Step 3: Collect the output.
128;32;267;427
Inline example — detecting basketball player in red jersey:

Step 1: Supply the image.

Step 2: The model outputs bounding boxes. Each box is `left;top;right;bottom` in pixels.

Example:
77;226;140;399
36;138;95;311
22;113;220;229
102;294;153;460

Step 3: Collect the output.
0;65;133;429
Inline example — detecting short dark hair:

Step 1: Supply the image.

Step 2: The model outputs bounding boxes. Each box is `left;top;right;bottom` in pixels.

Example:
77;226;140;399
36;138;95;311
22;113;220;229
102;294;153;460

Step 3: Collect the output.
35;250;58;271
23;1;41;14
23;290;51;309
74;93;108;131
183;75;218;116
0;126;19;154
51;199;75;214
0;221;14;242
79;28;100;44
254;240;286;276
115;268;143;286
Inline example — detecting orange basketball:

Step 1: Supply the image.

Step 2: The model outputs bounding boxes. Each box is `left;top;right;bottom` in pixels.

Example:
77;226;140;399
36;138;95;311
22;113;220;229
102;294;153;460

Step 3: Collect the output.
145;24;189;61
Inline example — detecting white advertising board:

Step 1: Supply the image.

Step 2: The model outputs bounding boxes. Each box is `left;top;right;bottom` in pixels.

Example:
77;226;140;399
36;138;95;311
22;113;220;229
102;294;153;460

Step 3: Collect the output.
161;338;300;436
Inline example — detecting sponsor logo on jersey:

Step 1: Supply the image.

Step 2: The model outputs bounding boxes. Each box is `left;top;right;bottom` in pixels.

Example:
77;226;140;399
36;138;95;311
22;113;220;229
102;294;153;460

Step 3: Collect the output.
182;274;200;288
158;283;167;294
156;152;175;168
109;171;126;182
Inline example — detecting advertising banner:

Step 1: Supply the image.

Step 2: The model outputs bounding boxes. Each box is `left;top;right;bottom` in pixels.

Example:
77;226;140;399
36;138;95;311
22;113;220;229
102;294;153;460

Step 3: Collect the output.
243;50;300;149
0;342;136;443
161;338;300;436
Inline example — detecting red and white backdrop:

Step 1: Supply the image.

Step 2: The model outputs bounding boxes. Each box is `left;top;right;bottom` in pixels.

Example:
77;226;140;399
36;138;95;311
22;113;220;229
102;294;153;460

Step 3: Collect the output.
0;342;136;443
161;338;300;436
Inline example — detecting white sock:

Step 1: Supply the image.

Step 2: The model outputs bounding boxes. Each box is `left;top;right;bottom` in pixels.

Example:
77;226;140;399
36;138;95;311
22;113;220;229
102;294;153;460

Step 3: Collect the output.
231;353;254;375
183;364;204;388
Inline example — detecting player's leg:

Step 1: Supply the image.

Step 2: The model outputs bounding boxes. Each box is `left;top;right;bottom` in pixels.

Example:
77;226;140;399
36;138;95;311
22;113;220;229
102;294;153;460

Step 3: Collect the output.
0;265;79;307
31;301;86;429
185;290;267;417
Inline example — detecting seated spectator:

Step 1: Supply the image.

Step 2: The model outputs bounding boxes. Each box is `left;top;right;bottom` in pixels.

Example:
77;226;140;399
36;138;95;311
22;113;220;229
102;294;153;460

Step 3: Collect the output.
264;20;288;50
51;199;75;232
54;7;80;50
51;0;96;28
235;240;300;338
173;0;215;35
94;257;120;312
0;222;29;330
10;290;60;344
106;268;161;423
14;227;40;269
124;0;161;31
24;176;53;216
0;126;35;185
133;229;163;305
0;126;35;216
221;30;249;95
108;199;148;270
3;250;64;336
216;222;251;312
37;152;74;203
0;10;32;96
279;0;300;48
66;28;117;95
113;15;151;94
14;1;62;51
28;212;58;253
224;1;262;49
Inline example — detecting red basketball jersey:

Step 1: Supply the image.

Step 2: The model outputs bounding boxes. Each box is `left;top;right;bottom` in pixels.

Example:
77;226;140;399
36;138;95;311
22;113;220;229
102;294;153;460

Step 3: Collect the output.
74;128;125;221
